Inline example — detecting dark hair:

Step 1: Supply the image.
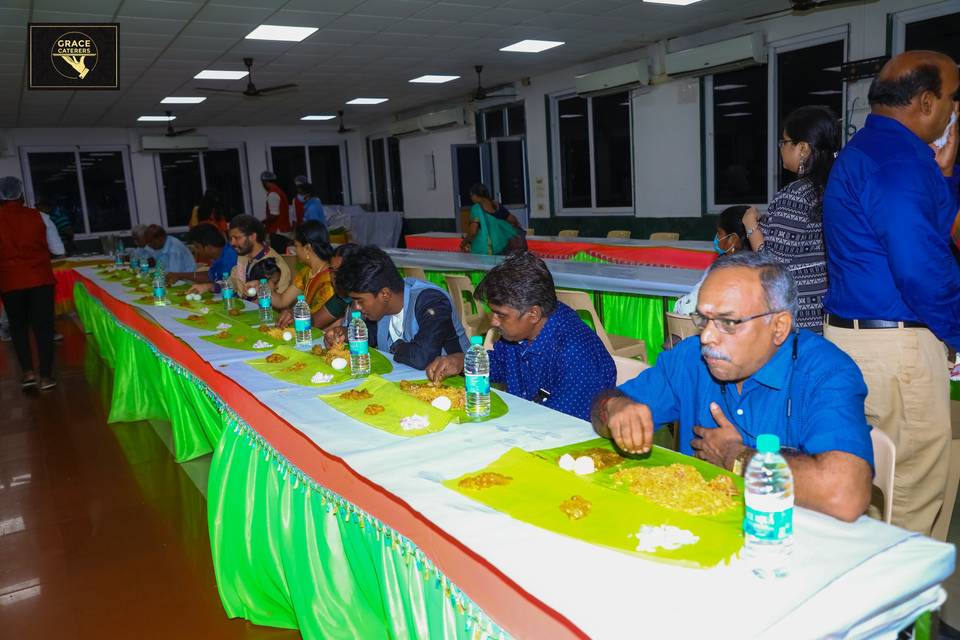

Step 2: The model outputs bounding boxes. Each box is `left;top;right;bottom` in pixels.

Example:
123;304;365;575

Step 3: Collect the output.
299;182;315;197
36;197;51;210
186;223;226;248
229;214;265;243
469;183;491;200
248;258;281;283
868;64;943;107
782;105;841;202
293;220;333;262
334;245;404;295
197;189;222;222
717;205;749;246
474;251;557;315
333;242;360;259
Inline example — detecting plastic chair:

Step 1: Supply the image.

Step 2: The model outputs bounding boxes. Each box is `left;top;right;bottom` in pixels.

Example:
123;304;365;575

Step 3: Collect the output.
444;274;490;338
526;228;535;236
607;230;631;239
869;427;896;524
558;229;579;238
555;289;647;361
613;355;649;385
403;266;427;281
649;232;680;241
665;311;701;348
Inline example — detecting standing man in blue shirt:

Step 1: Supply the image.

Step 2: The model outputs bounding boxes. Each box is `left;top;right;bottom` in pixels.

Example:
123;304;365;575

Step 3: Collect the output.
593;252;873;522
427;252;616;422
299;182;326;227
823;51;960;535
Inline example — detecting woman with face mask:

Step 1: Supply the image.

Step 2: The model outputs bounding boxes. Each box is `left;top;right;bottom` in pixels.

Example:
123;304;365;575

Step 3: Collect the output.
742;105;840;333
674;205;751;316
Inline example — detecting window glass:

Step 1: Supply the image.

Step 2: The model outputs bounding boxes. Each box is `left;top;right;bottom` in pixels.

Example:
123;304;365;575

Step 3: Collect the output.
904;11;960;60
454;146;482;210
26;152;85;233
203;149;244;220
370;138;388;212
78;151;131;233
159;152;202;227
387;137;404;211
484;110;505;139
712;65;768;205
496;139;526;206
270;146;307;202
591;92;632;207
308;145;344;205
507;104;526;136
557;96;591;209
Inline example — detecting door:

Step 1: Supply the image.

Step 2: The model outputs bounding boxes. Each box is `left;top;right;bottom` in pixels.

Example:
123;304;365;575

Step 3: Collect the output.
451;143;491;231
491;136;528;228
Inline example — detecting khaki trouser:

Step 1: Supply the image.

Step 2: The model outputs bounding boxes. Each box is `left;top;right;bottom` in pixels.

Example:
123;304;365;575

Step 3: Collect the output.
825;324;951;535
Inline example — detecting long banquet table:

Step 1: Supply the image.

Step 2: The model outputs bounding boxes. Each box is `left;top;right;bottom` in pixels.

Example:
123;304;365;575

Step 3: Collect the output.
72;266;954;640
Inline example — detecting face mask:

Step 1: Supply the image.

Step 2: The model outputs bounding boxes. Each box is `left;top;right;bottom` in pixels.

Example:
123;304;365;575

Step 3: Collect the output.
297;194;306;203
714;231;736;254
934;111;957;149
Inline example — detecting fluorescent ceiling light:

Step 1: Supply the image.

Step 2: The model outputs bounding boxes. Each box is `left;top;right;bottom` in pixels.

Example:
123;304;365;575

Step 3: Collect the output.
301;114;337;121
246;25;318;42
823;66;842;72
138;115;175;122
560;114;584;119
717;101;749;107
500;39;564;53
723;112;752;118
161;96;206;104
194;69;248;80
809;90;842;95
642;0;702;4
409;75;460;84
347;97;388;105
714;84;747;91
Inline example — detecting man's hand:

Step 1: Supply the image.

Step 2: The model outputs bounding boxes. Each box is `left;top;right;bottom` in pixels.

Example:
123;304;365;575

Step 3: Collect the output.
324;325;347;347
691;402;745;470
605;396;656;455
933;109;959;177
187;282;214;295
165;272;183;286
276;309;293;329
426;353;465;383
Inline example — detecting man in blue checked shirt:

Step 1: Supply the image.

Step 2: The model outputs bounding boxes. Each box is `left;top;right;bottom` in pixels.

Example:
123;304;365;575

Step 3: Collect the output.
593;252;873;523
426;252;616;421
823;51;960;535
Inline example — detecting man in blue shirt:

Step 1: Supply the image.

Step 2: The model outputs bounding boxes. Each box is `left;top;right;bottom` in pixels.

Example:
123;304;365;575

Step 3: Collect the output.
299;182;326;227
822;51;960;534
593;252;873;522
143;225;196;274
426;252;616;421
170;222;237;289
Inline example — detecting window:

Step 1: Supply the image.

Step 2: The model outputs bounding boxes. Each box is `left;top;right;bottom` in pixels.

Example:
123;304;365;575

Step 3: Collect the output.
23;148;136;236
366;135;403;212
477;103;528;211
269;144;347;206
553;91;633;212
705;29;846;211
156;147;248;229
894;2;960;62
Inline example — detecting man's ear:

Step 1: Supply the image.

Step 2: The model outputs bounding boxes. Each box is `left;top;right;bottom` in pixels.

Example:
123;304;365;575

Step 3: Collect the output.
378;287;392;301
526;304;543;324
772;312;794;346
918;90;937;117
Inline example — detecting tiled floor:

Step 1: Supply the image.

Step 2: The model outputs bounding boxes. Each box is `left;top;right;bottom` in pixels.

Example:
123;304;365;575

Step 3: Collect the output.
0;317;299;639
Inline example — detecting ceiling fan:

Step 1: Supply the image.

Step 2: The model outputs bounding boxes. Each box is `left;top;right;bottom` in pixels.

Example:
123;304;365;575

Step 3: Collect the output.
196;57;298;97
745;0;879;23
163;110;197;137
470;64;516;102
337;110;354;134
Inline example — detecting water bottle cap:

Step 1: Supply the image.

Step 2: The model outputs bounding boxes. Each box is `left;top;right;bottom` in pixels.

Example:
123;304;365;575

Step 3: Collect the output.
756;434;781;454
259;278;267;284
351;311;361;318
297;294;305;301
470;335;483;345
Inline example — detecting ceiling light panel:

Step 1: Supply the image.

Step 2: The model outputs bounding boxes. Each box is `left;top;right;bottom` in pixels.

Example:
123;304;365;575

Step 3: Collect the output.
409;75;460;84
161;97;206;104
194;70;248;80
138;115;176;122
245;25;319;42
301;115;337;120
499;39;564;53
346;98;389;105
642;0;703;5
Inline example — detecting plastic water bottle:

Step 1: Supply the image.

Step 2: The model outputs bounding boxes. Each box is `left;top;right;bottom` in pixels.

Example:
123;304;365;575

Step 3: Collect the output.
743;433;794;578
257;279;274;325
152;271;166;306
348;311;370;377
464;335;490;419
221;280;235;311
139;259;150;280
293;295;312;349
130;254;140;273
114;246;123;266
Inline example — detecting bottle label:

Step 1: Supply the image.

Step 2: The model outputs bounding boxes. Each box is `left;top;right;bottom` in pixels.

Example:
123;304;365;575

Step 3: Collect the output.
294;318;310;333
744;494;794;541
258;297;271;309
465;373;490;395
153;286;165;298
349;339;368;356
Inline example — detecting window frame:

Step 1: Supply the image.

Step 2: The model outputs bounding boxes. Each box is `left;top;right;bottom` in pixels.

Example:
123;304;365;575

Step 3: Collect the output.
19;144;139;238
891;0;960;53
366;134;403;212
153;143;251;232
268;142;351;207
703;26;848;214
549;90;635;217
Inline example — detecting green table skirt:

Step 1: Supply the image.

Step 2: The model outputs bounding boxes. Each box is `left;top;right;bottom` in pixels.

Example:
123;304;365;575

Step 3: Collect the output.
74;281;509;640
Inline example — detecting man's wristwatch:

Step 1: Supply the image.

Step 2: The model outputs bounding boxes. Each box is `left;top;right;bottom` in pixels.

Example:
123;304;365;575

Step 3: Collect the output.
731;447;755;476
745;227;756;238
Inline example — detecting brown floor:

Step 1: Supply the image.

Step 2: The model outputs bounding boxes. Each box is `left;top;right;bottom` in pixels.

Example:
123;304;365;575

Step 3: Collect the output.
0;317;300;639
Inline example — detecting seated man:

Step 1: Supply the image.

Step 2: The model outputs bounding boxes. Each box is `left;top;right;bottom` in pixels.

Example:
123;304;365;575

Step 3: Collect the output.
169;223;237;287
228;214;291;296
325;245;469;370
144;224;196;273
592;252;873;522
427;252;616;421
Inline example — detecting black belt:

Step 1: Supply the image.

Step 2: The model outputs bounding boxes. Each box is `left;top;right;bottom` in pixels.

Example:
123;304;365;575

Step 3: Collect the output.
826;315;927;330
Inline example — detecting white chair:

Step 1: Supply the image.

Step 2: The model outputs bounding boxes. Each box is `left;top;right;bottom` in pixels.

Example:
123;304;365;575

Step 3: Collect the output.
607;230;631;239
444;274;490;338
555;289;647;361
650;232;680;241
558;229;579;238
665;311;701;348
403;266;427;281
612;355;649;385
870;427;896;524
526;227;535;236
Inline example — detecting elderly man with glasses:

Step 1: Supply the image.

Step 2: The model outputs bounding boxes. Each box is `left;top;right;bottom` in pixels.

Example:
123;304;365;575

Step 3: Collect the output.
591;252;874;522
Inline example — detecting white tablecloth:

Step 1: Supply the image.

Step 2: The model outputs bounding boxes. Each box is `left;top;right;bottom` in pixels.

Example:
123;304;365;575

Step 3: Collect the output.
326;205;403;247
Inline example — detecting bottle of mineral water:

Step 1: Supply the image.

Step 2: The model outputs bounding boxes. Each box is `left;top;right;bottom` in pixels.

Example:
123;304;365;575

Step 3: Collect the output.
293;295;312;349
743;433;794;578
221;280;235;311
464;335;490;419
257;278;274;325
152;271;166;306
114;245;123;266
130;254;140;273
139;259;150;280
348;311;370;377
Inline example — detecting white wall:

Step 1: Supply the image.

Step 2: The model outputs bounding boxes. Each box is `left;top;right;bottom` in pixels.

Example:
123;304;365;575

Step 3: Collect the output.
397;126;476;220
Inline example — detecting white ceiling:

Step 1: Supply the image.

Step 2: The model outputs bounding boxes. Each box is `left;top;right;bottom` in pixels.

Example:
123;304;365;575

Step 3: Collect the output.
2;0;792;129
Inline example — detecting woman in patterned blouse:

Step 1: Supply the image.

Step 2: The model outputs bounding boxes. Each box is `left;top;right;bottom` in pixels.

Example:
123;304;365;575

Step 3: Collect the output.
273;221;336;329
742;105;841;333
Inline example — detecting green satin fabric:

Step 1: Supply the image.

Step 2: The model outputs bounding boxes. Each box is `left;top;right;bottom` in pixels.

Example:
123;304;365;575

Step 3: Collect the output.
75;284;225;463
952;381;959;402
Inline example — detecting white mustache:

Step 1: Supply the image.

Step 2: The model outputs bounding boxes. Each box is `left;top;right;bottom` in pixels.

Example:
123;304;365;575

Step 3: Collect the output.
701;346;732;362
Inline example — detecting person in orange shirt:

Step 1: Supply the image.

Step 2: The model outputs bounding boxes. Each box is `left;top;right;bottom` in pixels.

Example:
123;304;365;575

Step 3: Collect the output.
260;171;290;234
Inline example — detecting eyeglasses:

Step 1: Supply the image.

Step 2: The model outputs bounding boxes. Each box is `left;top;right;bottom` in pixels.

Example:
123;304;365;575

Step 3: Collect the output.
690;309;785;335
777;139;796;149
